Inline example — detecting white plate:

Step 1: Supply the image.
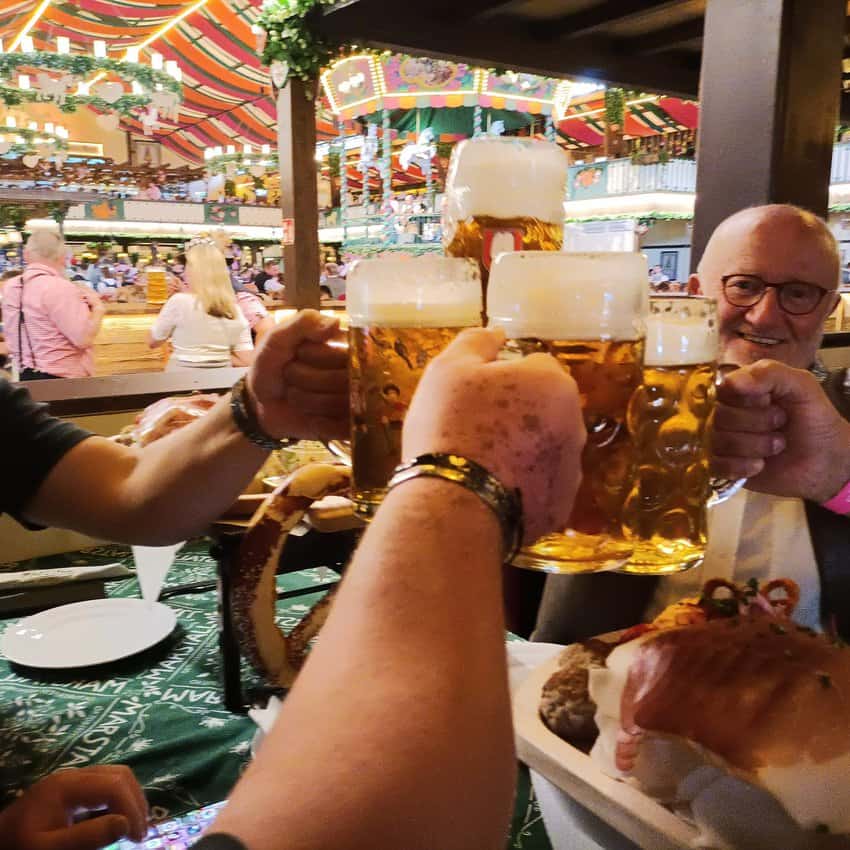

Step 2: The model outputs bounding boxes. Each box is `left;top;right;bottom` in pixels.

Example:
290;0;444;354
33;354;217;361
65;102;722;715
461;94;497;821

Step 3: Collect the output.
512;653;698;850
1;598;177;669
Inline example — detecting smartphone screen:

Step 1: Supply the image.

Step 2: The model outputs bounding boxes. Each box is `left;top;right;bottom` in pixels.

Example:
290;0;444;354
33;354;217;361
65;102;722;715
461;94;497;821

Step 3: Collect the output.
102;800;227;849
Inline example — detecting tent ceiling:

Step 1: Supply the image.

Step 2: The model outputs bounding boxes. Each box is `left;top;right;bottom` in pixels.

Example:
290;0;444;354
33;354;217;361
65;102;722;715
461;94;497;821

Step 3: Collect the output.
0;0;317;162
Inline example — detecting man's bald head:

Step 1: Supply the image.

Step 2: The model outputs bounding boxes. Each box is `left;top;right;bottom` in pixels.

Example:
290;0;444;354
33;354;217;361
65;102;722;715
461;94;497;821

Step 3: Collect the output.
692;204;841;369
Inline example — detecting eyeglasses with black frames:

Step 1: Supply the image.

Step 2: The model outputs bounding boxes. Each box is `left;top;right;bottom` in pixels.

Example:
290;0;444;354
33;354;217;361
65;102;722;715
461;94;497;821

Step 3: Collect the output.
720;274;832;316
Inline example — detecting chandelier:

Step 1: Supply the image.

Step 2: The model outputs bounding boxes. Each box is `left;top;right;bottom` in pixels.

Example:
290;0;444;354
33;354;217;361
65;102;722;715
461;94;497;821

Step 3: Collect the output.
204;144;278;177
0;115;68;164
0;36;183;123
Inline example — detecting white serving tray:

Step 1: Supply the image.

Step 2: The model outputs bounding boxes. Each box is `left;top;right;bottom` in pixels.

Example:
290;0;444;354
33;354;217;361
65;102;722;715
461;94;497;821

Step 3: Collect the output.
512;653;698;850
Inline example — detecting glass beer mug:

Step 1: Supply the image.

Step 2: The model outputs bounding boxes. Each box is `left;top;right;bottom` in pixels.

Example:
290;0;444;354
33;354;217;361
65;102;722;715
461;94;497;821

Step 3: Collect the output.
488;251;648;573
344;255;482;520
442;137;568;311
620;296;719;574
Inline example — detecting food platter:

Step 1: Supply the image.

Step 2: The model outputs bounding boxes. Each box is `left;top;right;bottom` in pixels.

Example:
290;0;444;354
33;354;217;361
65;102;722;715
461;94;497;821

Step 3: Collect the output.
512;652;698;850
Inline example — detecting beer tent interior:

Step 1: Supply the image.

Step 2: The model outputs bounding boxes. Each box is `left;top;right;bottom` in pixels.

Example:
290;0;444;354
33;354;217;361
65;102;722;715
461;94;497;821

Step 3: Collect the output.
275;0;848;328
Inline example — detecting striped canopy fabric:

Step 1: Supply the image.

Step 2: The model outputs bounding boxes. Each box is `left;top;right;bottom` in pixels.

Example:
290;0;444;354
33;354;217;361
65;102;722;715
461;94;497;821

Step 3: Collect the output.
0;0;339;162
557;94;699;148
0;1;701;164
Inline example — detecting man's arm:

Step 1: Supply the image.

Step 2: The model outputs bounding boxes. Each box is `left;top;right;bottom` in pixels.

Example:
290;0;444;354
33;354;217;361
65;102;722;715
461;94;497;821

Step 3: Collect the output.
712;359;850;504
210;328;585;850
26;399;267;543
24;311;348;543
49;284;104;350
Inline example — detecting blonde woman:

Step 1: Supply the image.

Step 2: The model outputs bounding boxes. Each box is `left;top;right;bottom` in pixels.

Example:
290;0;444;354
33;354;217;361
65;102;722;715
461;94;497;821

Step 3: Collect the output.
149;236;253;370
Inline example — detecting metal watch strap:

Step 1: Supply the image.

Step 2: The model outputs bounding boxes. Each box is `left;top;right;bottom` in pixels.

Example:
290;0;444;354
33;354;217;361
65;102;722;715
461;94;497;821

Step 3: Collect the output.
230;375;293;451
387;453;524;563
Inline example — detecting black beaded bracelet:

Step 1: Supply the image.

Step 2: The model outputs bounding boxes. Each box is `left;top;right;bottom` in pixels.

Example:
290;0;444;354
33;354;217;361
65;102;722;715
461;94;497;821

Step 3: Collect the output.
387;453;524;564
229;375;294;451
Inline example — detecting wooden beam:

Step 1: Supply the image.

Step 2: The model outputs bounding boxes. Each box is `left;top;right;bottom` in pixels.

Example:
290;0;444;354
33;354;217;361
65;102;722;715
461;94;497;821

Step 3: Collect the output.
319;1;699;97
277;78;320;309
537;0;677;40
432;0;517;24
617;18;704;56
690;0;845;270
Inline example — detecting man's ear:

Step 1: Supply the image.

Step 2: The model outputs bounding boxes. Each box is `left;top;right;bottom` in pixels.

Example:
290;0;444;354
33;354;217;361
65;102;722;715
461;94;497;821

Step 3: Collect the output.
687;273;702;294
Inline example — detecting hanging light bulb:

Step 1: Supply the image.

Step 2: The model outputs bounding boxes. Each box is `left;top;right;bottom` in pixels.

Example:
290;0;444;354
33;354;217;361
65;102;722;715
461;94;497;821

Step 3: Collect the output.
21;36;34;54
5;116;16;128
18;75;31;90
261;144;271;155
124;45;139;63
150;52;164;71
243;144;253;155
93;40;107;59
226;145;236;155
131;81;144;95
44;122;54;134
28;121;37;131
56;36;70;54
165;60;178;78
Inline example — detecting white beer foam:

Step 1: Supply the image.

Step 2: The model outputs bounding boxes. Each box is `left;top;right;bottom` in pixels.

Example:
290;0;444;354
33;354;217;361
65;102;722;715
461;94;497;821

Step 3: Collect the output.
487;251;648;340
644;300;718;366
347;255;481;328
444;137;568;225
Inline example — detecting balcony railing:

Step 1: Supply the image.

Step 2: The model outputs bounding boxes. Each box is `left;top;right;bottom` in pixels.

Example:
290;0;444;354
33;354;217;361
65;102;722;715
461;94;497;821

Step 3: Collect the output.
569;144;850;202
568;158;697;200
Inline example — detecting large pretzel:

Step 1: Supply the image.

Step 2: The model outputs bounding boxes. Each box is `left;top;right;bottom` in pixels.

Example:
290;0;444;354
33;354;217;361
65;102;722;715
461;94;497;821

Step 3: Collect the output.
233;463;351;688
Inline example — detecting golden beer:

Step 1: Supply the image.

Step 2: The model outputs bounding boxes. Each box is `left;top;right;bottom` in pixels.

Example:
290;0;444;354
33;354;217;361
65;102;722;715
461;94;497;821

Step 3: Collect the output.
620;297;718;574
346;256;482;520
442;137;568;310
350;325;467;518
510;337;644;571
444;216;564;294
488;251;648;573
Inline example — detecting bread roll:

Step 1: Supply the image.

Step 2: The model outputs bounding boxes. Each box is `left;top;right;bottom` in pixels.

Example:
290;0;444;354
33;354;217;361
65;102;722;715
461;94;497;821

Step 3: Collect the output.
590;618;850;843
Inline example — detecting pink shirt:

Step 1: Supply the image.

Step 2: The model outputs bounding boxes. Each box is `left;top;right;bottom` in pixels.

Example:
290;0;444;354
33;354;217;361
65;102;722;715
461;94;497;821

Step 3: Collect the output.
236;291;269;331
1;263;99;378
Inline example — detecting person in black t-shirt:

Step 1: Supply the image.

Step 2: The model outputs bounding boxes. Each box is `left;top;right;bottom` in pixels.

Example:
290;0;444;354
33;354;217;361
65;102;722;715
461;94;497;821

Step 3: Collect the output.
0;310;349;850
251;260;279;295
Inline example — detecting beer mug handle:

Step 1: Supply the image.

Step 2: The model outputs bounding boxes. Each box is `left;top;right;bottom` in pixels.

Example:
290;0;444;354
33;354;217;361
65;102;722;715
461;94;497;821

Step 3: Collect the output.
708;477;746;507
324;440;352;467
709;364;746;507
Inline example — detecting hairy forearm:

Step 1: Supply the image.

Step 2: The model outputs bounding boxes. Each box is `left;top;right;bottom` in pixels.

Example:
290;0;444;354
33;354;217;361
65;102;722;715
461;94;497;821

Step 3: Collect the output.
29;397;268;544
215;478;515;850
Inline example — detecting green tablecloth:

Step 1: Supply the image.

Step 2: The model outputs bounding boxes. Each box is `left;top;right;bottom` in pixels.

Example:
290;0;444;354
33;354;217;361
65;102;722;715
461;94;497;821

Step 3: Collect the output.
0;540;552;849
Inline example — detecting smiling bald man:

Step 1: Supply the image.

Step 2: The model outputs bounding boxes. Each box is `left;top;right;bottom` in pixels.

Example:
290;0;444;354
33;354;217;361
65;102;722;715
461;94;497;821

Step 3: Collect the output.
694;204;841;370
534;204;850;645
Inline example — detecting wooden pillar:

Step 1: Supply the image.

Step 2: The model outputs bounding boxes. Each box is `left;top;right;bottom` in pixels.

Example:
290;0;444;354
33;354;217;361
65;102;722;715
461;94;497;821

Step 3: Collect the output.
277;78;320;309
690;0;845;271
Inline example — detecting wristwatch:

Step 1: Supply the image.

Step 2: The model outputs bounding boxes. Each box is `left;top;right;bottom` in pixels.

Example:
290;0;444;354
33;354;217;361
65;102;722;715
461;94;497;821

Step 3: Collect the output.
388;452;524;563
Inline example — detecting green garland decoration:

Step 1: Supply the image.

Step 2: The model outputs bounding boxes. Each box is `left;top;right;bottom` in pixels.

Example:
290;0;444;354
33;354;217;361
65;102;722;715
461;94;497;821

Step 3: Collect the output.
206;152;279;175
0;52;181;118
604;88;625;128
0;52;180;94
0;125;68;158
256;0;552;100
257;0;347;86
0;85;158;118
